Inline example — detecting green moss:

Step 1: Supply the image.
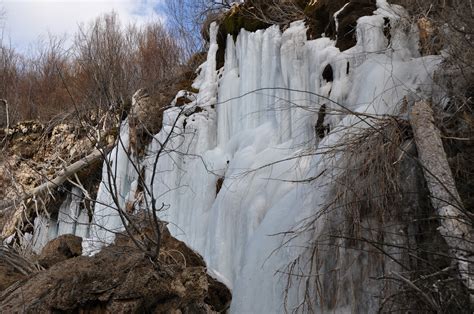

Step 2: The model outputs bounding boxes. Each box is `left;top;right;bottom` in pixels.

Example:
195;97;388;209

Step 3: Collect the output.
303;1;319;16
221;5;270;40
189;87;199;94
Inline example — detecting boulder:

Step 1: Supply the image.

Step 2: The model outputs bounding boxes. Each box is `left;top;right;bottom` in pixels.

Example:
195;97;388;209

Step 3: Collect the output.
37;234;83;268
1;226;231;313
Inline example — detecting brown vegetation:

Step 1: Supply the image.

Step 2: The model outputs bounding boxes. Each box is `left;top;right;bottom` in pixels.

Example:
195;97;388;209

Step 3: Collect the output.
283;118;471;312
0;12;184;123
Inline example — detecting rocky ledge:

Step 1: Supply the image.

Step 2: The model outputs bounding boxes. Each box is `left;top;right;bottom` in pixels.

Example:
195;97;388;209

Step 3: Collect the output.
0;225;231;313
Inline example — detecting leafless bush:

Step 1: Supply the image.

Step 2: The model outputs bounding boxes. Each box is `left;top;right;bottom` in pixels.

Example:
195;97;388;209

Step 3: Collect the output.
331;119;409;240
73;12;133;110
0;244;42;275
24;35;72;120
391;0;473;105
280;117;471;313
0;11;183;123
240;0;305;27
0;41;21;123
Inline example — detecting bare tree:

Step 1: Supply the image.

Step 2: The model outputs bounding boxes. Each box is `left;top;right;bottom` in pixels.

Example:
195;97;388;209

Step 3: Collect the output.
164;0;239;58
73;12;129;110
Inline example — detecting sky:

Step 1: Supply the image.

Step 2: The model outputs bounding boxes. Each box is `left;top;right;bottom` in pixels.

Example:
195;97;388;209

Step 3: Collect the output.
0;0;166;53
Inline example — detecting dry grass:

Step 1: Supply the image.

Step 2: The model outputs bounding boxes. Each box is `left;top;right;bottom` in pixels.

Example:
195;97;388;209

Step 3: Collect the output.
0;244;42;275
331;119;411;241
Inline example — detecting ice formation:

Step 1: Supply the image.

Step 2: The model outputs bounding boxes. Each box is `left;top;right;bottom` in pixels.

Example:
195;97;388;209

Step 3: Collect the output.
30;1;442;312
31;187;88;253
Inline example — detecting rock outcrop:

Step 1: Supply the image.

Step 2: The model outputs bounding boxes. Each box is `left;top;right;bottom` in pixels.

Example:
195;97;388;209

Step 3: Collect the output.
0;225;231;313
37;234;83;269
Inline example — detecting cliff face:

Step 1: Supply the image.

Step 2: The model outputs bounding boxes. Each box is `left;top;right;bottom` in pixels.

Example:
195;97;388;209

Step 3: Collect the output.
1;0;472;313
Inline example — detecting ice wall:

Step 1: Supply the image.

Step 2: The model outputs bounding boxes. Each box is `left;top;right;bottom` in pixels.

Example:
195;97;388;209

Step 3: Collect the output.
30;187;89;253
58;1;442;312
85;122;140;254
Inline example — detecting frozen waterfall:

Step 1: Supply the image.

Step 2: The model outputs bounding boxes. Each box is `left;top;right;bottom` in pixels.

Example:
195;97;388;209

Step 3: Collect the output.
34;1;443;312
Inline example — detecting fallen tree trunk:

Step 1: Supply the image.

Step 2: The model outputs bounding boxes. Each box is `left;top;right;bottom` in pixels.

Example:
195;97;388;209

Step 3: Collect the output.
29;148;106;198
0;146;111;239
1;147;109;213
410;100;473;301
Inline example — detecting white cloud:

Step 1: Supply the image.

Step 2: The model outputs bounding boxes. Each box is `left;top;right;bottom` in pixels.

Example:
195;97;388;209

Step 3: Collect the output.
0;0;165;53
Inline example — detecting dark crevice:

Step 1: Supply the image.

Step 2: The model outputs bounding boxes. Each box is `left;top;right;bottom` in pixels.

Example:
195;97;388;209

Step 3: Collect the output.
315;104;329;139
383;17;391;46
322;64;334;82
216;177;224;196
